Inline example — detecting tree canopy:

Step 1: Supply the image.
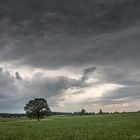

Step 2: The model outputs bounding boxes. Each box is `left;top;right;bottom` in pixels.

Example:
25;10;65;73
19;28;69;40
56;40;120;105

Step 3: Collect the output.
24;98;51;121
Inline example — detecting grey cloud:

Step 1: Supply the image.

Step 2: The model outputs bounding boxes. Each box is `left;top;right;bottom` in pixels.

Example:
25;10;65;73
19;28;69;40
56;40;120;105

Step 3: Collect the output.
0;69;17;99
86;64;140;106
85;83;140;106
104;85;140;101
0;67;94;111
15;72;22;80
0;67;3;72
23;67;95;97
81;67;96;81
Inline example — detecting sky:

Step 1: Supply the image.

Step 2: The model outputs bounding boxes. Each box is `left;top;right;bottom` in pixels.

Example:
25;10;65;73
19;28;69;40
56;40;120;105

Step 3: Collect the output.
0;0;140;113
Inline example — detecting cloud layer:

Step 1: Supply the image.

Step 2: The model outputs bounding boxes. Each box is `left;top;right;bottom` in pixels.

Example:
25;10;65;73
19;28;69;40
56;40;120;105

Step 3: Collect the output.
0;0;140;112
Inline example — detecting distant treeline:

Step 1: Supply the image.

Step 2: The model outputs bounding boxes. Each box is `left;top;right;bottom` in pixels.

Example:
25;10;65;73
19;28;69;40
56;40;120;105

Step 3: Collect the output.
51;112;96;116
0;110;140;118
0;113;26;118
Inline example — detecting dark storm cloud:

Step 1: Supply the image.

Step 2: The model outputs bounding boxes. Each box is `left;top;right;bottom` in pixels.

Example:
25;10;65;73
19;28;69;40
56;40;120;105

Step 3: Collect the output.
0;0;140;36
0;0;140;69
0;26;140;69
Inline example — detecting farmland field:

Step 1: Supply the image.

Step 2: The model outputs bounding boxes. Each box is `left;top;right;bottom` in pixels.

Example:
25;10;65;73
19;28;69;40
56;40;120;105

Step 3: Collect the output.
0;113;140;140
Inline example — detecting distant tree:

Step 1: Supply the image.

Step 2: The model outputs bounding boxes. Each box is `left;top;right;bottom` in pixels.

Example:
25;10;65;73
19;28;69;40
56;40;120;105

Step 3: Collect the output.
24;98;51;122
113;111;119;114
99;109;103;114
81;108;86;115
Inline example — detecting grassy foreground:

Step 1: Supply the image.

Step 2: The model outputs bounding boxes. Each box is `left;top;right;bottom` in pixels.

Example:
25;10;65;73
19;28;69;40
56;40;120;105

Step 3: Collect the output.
0;113;140;140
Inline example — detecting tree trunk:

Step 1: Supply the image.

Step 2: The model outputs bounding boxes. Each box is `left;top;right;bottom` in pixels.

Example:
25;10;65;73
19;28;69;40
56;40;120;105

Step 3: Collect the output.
37;116;40;122
37;112;40;122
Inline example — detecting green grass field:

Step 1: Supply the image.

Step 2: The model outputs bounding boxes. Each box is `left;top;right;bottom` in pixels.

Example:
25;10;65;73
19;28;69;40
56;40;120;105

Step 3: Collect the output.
0;113;140;140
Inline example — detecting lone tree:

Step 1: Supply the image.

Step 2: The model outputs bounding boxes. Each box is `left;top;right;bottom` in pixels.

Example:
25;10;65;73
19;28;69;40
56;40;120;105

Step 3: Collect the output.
24;98;51;121
99;109;103;114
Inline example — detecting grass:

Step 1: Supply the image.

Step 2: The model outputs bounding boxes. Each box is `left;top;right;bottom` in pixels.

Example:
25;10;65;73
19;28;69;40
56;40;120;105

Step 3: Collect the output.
0;113;140;140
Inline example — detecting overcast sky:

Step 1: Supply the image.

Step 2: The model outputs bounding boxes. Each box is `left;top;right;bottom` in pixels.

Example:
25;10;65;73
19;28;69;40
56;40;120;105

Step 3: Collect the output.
0;0;140;113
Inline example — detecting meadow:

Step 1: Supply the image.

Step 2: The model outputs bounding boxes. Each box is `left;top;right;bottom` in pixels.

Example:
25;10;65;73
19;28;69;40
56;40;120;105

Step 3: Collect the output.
0;113;140;140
